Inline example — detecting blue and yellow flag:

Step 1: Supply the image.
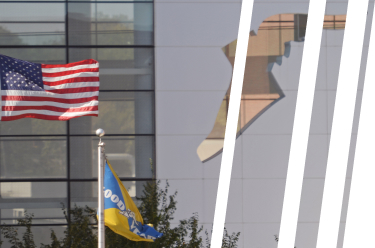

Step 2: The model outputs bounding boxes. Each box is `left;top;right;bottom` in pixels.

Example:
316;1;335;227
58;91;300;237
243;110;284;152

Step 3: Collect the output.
103;160;163;242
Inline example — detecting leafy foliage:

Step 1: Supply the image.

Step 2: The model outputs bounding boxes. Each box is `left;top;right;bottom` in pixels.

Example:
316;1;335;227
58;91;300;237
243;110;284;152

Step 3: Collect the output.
0;212;36;248
1;181;240;248
205;228;240;248
38;205;97;248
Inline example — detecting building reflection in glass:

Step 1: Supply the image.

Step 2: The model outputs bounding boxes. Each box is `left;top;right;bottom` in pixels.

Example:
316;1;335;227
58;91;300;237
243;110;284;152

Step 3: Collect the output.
197;14;346;162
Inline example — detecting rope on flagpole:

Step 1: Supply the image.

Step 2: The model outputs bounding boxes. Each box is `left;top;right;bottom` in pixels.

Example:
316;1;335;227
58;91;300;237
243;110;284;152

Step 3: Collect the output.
96;128;105;248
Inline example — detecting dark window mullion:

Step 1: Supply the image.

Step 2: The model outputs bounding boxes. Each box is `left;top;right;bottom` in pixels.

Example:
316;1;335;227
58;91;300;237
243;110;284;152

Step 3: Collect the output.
0;45;153;48
65;0;71;225
0;134;155;138
0;1;153;3
0;178;154;182
0;21;65;24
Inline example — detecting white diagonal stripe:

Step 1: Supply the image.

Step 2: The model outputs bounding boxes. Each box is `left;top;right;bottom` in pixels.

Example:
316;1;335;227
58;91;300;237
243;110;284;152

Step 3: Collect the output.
210;0;253;247
342;3;375;248
277;1;326;248
316;1;369;248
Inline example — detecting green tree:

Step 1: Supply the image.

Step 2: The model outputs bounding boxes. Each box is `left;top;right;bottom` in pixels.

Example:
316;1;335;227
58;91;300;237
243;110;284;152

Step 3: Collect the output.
0;212;36;248
1;181;240;248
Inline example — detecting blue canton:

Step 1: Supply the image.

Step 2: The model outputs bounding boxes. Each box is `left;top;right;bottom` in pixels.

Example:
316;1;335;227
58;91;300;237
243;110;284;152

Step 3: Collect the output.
0;55;44;91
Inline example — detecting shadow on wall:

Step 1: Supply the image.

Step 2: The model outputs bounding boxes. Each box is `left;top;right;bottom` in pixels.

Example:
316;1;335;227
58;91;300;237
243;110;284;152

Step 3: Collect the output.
197;14;346;162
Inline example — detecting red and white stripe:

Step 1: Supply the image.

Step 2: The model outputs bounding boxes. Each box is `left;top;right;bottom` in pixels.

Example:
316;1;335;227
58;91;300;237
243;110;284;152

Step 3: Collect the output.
1;59;99;121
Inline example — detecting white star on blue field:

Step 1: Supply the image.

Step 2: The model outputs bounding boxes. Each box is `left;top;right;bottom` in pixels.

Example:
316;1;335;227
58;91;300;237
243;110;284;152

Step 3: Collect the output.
0;55;44;91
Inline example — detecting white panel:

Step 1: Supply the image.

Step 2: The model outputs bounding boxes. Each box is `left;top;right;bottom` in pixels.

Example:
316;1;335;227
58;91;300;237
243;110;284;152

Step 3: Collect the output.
310;91;329;134
343;2;375;246
295;223;319;248
156;0;241;3
203;136;243;179
298;179;325;222
327;90;363;134
154;3;241;47
316;0;368;247
203;179;243;223
363;2;374;47
285;44;304;91
278;0;326;246
316;47;327;91
242;134;292;179
244;223;281;248
158;179;204;224
327;47;342;90
327;30;345;47
156;135;205;179
211;0;253;245
304;135;329;178
155;91;225;135
243;179;285;222
155;47;232;91
358;47;369;90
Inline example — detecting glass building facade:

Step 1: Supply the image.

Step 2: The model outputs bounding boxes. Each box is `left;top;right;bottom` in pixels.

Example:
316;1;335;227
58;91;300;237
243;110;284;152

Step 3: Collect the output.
0;0;154;243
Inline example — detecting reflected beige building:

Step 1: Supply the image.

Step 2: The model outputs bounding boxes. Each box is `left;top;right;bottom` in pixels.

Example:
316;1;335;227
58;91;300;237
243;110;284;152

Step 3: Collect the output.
198;14;346;162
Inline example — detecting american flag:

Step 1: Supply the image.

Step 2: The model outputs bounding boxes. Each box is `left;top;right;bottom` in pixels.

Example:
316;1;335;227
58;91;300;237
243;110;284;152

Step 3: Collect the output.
0;54;99;121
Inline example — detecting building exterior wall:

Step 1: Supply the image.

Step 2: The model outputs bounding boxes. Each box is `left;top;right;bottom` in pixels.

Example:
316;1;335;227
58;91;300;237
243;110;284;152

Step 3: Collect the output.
155;0;373;247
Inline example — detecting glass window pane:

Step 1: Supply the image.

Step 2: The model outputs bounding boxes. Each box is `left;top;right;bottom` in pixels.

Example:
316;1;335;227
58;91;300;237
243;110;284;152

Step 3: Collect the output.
70;136;154;179
0;23;65;46
68;3;153;45
0;182;67;224
70;180;148;208
69;92;154;135
1;226;66;248
0;3;65;22
0;48;66;64
0;119;66;135
0;137;67;179
69;48;154;90
0;49;66;135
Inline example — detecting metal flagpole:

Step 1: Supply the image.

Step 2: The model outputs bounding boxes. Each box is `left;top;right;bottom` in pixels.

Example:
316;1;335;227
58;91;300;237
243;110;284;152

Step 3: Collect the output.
96;128;105;248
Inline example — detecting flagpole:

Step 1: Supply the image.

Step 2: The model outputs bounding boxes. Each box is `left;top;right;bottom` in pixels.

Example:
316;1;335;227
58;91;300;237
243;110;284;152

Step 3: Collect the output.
96;128;105;248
